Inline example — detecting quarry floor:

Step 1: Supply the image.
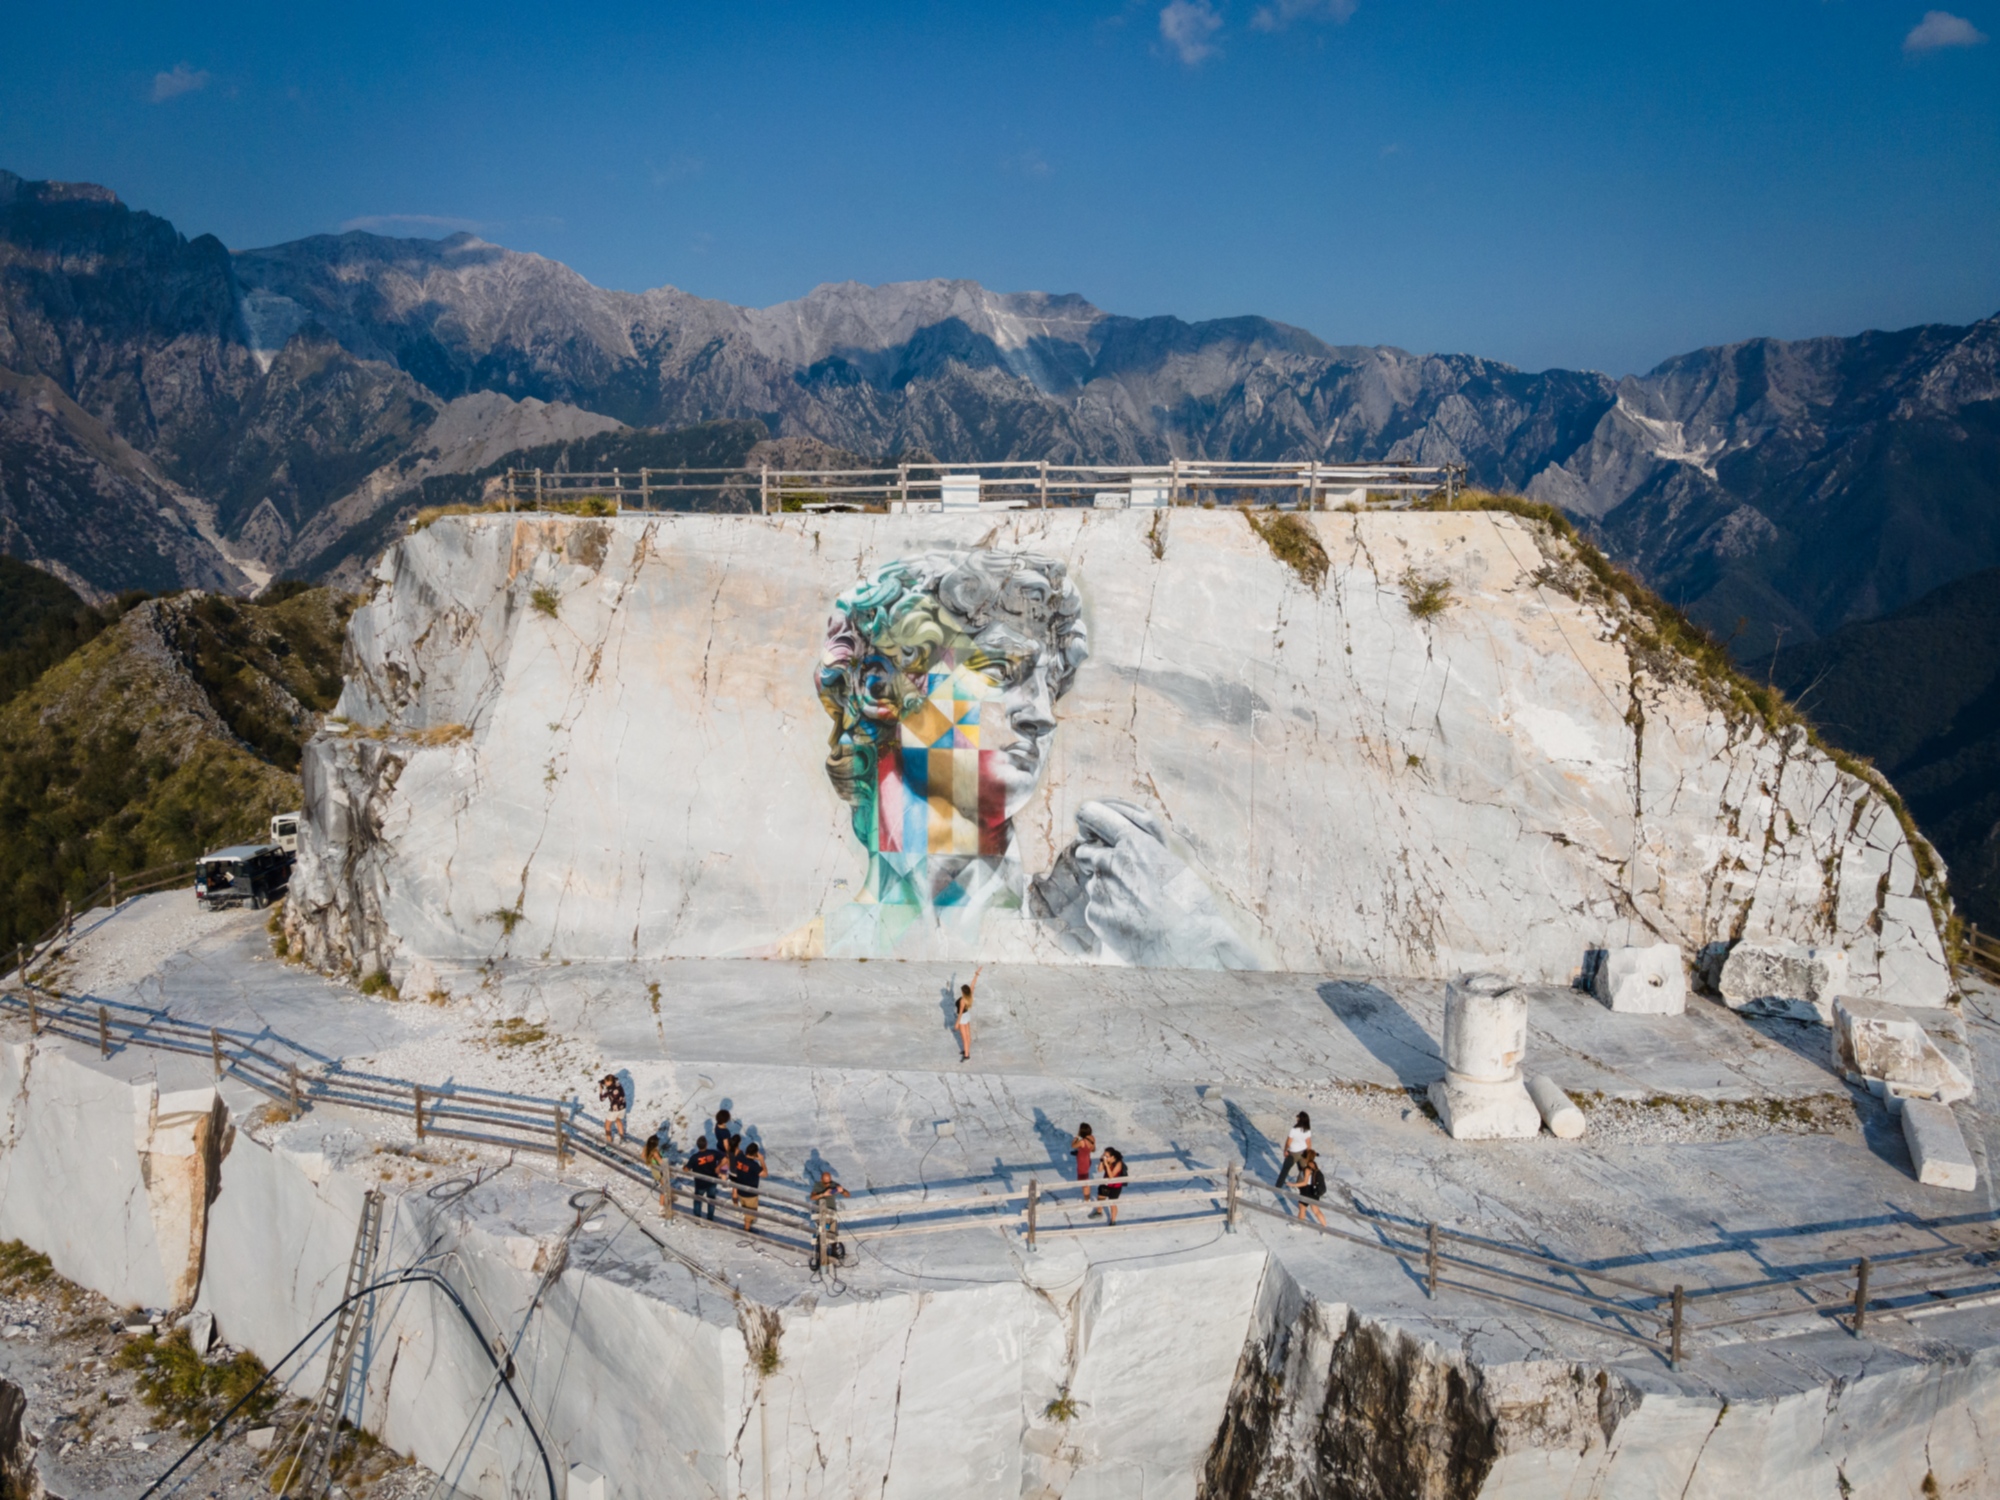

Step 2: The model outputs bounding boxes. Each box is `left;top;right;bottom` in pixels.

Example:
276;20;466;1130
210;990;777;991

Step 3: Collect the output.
23;892;2000;1405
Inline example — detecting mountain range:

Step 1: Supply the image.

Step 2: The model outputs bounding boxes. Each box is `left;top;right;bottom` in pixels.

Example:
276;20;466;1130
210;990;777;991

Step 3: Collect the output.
3;165;1997;660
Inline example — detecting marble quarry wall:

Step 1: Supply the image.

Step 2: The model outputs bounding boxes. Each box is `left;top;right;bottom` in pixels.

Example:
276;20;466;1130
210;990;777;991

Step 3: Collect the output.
284;508;1950;1003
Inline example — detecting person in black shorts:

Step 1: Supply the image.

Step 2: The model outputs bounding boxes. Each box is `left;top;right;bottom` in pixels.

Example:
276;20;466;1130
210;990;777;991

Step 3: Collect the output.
1098;1147;1128;1225
1295;1147;1327;1227
686;1135;721;1220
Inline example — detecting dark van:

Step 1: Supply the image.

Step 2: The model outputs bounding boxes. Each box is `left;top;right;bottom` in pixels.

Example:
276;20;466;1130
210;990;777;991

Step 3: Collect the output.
194;844;292;910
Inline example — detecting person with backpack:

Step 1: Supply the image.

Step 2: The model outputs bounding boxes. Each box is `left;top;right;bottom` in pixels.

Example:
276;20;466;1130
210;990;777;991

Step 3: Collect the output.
1295;1148;1328;1227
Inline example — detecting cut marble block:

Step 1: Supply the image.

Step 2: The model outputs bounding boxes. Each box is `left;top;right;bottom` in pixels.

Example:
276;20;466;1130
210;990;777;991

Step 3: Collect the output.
568;1465;607;1500
1834;996;1971;1104
1429;1076;1543;1141
1718;943;1849;1023
1592;944;1686;1015
1901;1099;1977;1192
1526;1075;1586;1138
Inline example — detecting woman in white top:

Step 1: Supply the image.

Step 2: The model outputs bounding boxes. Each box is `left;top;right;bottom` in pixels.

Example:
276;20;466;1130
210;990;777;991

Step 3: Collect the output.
1276;1112;1312;1187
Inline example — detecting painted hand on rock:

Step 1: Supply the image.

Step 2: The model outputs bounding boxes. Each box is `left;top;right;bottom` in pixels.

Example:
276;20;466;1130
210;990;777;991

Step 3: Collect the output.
1033;800;1262;970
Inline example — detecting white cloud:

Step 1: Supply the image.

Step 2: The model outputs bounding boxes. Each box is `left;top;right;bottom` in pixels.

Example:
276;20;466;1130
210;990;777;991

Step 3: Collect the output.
1904;10;1988;54
337;214;485;237
149;64;211;103
1251;0;1357;32
1160;1;1224;64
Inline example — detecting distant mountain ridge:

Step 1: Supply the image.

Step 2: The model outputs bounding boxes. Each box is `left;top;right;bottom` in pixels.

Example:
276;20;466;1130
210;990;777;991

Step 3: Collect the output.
3;168;1998;658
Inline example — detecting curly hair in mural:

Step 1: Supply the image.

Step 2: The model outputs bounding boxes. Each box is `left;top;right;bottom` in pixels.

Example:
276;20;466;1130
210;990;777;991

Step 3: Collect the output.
816;550;1087;940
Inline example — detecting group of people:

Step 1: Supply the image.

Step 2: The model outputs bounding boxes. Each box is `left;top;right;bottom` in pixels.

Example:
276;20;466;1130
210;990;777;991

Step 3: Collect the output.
593;1022;1332;1246
1066;1122;1129;1223
1275;1111;1328;1225
637;1108;773;1230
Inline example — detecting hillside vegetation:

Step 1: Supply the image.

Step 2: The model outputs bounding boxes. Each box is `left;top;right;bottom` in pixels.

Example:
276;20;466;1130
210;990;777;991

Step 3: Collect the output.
0;579;351;950
1774;568;2000;932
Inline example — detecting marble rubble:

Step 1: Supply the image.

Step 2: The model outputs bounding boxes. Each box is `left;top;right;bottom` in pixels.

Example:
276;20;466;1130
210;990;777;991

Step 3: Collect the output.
1526;1074;1586;1139
1592;942;1687;1015
1900;1100;1978;1192
1718;942;1852;1023
282;510;1950;1005
1427;973;1542;1141
1834;995;1973;1105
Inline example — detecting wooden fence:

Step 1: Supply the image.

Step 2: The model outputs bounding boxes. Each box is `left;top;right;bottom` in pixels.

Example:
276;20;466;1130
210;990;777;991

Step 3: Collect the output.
3;979;1995;1369
1965;924;2000;985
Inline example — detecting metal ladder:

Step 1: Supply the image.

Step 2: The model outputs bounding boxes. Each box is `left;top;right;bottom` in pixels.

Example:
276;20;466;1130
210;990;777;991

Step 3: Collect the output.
282;1189;385;1497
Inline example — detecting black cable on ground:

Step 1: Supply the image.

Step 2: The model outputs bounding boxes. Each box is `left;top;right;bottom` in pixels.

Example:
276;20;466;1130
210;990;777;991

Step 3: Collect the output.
138;1267;558;1500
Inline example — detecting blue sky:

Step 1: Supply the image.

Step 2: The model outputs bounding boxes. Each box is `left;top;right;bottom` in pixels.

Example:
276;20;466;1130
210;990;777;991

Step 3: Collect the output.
3;2;1996;375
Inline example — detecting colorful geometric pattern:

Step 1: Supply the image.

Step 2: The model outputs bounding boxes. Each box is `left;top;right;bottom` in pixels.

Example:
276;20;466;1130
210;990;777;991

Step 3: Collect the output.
817;549;1086;948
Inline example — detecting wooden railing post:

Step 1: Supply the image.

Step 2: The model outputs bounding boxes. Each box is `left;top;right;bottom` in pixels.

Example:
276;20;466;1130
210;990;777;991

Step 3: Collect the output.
1039;460;1048;510
63;898;72;939
898;463;909;508
760;466;770;516
97;1004;110;1058
414;1085;425;1142
14;943;23;985
288;1063;301;1114
1226;1162;1240;1231
210;1027;223;1078
26;991;38;1037
554;1102;568;1168
1026;1178;1039;1252
1169;457;1181;506
1853;1257;1871;1334
1670;1285;1685;1368
1426;1222;1440;1299
109;872;117;909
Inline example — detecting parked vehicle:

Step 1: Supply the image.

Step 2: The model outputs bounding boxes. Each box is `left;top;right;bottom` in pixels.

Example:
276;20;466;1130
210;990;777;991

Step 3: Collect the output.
195;844;292;910
270;810;301;853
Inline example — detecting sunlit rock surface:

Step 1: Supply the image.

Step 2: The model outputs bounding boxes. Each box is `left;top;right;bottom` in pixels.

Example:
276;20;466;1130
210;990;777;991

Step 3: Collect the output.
287;509;1950;1005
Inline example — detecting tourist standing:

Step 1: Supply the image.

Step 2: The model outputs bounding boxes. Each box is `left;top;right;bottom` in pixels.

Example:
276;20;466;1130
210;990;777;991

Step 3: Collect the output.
686;1135;721;1220
955;966;982;1061
1275;1112;1312;1187
1098;1147;1128;1226
598;1074;629;1144
1295;1148;1328;1227
642;1135;670;1214
1071;1123;1097;1213
733;1142;765;1232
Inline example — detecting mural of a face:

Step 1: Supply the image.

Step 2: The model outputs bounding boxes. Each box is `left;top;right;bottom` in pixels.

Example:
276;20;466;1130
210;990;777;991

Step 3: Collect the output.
817;550;1087;925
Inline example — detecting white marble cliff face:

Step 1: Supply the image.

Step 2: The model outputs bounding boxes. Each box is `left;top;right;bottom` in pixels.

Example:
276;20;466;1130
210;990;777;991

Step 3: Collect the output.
285;509;1950;1003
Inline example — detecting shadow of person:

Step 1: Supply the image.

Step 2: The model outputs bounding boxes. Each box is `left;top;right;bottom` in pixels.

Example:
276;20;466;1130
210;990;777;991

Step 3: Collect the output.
1224;1099;1280;1183
1029;1107;1072;1173
804;1146;836;1193
1317;981;1444;1088
939;977;961;1037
